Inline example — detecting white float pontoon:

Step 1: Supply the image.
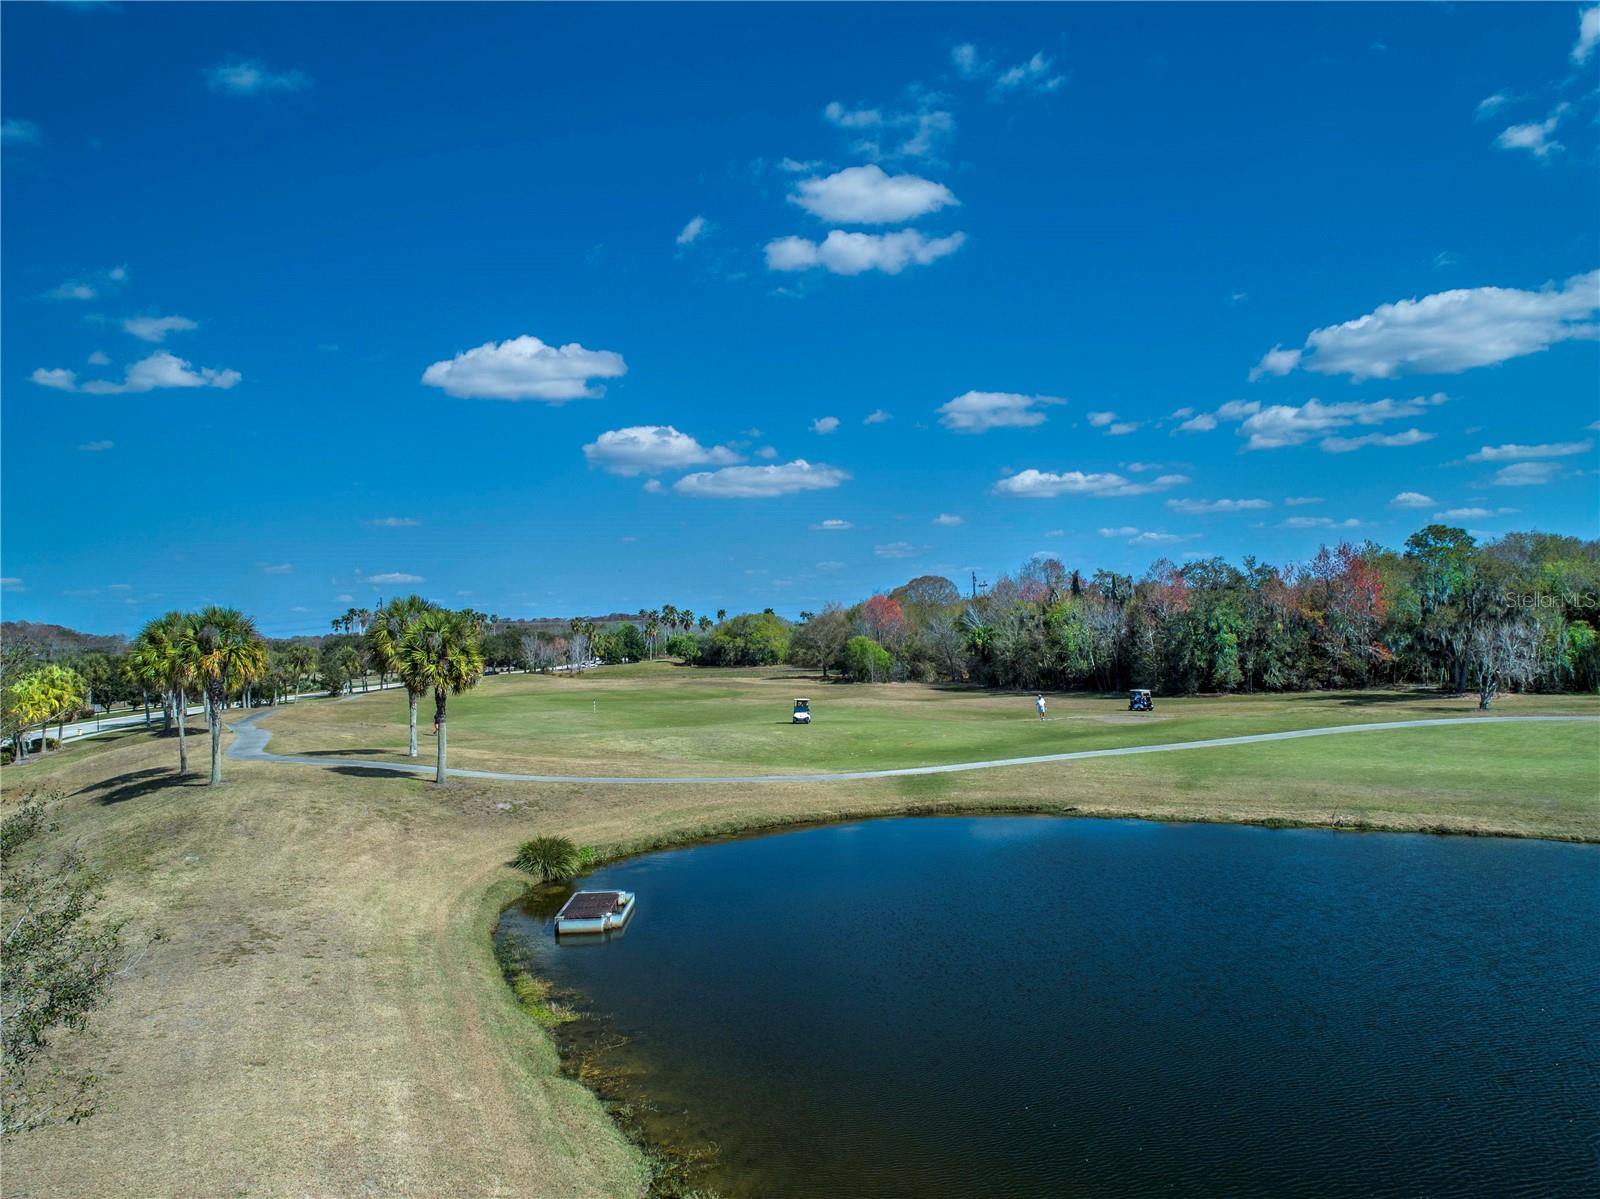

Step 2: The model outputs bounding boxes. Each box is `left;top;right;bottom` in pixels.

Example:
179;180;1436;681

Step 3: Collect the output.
553;890;636;936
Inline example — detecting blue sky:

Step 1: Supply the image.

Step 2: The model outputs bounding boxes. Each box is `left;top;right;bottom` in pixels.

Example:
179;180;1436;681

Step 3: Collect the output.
3;2;1597;637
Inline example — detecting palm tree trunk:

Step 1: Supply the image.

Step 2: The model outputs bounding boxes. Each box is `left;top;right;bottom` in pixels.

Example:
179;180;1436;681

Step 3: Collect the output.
408;690;419;757
208;681;223;785
177;686;189;774
143;692;151;727
434;689;447;785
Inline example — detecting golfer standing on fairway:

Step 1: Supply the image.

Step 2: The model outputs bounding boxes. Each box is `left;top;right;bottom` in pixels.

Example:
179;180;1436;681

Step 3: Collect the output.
1035;693;1047;721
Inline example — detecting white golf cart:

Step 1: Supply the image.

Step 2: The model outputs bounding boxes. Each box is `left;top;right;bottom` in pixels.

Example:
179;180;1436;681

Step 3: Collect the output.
1128;688;1154;712
792;698;812;724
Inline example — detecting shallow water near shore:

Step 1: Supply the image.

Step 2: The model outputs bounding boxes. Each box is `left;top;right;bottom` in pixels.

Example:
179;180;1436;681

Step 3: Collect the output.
497;817;1599;1197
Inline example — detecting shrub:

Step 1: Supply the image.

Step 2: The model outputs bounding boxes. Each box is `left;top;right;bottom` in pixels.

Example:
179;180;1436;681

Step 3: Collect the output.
513;836;587;882
844;635;891;683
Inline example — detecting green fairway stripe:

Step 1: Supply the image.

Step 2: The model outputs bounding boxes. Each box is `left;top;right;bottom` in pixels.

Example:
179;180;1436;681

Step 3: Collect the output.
226;712;1599;785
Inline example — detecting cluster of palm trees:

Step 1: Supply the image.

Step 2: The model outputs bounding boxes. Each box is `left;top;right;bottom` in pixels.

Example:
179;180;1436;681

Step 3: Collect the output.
124;598;485;786
129;608;269;784
3;662;88;763
638;605;720;658
367;597;484;783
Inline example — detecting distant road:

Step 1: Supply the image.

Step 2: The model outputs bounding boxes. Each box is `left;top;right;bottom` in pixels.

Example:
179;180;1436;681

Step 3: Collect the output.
225;711;1599;785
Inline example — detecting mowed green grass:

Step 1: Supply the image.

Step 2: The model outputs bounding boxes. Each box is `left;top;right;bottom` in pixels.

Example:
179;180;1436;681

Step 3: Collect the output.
263;662;1600;780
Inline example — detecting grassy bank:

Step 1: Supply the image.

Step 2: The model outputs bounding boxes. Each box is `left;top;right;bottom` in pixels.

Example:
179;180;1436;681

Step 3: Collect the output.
1;668;1596;1197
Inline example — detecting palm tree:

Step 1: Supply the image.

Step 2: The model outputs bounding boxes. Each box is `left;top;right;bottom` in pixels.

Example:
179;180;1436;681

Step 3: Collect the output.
330;644;361;695
354;608;374;690
283;644;317;700
399;609;485;785
368;595;434;757
698;615;712;633
716;608;727;625
131;612;196;774
180;607;267;786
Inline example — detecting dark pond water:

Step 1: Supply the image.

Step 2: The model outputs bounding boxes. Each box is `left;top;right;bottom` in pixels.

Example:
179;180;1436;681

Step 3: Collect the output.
497;818;1600;1197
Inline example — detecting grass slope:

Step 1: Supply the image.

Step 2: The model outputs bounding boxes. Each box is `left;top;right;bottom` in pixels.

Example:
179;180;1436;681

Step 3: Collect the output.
1;668;1595;1198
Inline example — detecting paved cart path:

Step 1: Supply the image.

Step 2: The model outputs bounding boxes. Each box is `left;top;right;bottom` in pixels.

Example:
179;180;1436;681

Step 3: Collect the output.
225;710;1599;785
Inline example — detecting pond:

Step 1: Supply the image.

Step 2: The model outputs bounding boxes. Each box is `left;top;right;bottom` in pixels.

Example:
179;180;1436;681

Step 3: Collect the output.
497;818;1599;1197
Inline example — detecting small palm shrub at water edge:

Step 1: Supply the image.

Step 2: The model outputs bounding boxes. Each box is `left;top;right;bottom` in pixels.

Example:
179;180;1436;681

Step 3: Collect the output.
513;836;596;882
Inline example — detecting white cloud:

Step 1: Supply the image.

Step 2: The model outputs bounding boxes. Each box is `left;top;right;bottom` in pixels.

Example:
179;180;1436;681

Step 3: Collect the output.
87;350;110;366
1;578;25;592
811;416;841;435
1086;411;1116;427
952;42;1064;96
1390;491;1435;508
993;52;1065;96
1;117;40;145
995;470;1188;499
932;513;963;526
951;43;987;78
124;315;197;342
1573;5;1600;65
421;335;625;402
205;58;311;96
259;562;294;574
1248;345;1304;381
1177;412;1218;433
1280;516;1363;530
822;101;882;128
78;440;114;452
676;216;708;246
812;519;853;530
1491;462;1562;487
31;368;78;391
822;98;954;161
337;593;355;602
582;425;740;476
1107;421;1139;435
1130;531;1187;544
1465;440;1592;462
1235;394;1447;451
1285;495;1323;506
863;409;892;424
1256;271;1599;380
937;390;1064;433
368;516;420;527
1166;497;1271;514
47;281;97;301
1319;428;1435;453
675;459;849;498
1475;92;1512;120
642;479;664;494
766;229;966;276
757;446;778;459
1098;526;1140;538
789;165;958;223
37;351;241;395
874;542;919;559
1496;107;1567;158
368;572;425;585
1435;506;1517;519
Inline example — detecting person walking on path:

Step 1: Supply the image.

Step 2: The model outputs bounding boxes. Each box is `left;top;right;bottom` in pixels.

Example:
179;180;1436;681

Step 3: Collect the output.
1035;693;1047;721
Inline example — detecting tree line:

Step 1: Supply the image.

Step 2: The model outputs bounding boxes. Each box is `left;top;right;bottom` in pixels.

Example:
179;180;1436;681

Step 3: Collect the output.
701;527;1599;709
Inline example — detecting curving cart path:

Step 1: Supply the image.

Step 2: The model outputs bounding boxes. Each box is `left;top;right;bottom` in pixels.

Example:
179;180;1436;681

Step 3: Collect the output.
224;710;1599;785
